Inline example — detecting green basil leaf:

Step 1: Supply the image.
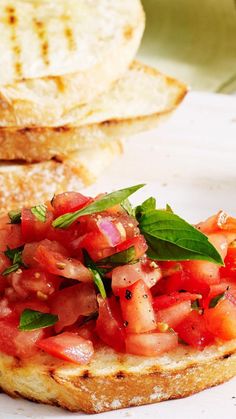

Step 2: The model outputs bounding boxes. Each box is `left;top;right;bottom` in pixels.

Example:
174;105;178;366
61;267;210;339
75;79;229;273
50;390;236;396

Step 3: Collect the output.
2;263;21;276
89;268;107;299
121;198;135;217
135;197;156;220
191;300;201;311
4;246;24;262
31;204;47;222
165;204;173;213
139;209;223;265
83;250;107;298
98;246;136;267
209;292;226;308
8;209;21;224
3;246;25;276
52;184;145;229
19;309;58;331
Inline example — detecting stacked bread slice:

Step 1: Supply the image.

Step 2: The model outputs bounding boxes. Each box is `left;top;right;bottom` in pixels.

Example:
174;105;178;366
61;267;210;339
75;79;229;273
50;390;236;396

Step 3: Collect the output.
0;0;187;213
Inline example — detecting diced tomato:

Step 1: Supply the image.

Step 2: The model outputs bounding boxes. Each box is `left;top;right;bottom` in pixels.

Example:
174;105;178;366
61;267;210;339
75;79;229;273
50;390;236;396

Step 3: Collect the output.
155;300;192;329
112;260;161;296
115;235;148;260
119;279;156;334
153;292;201;310
13;298;50;316
200;283;230;309
38;332;94;364
0;298;12;319
204;298;236;340
175;311;214;350
34;245;92;282
181;260;220;286
76;320;98;345
8;268;59;299
0;253;10;292
126;332;178;357
198;211;236;234
0;219;23;251
52;192;92;217
22;239;69;267
96;296;126;352
220;245;236;280
21;208;54;242
50;283;97;333
0;314;45;358
75;231;112;261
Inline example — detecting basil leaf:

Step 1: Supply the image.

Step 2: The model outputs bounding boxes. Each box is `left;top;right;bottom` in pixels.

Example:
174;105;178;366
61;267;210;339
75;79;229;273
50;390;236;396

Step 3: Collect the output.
2;246;25;276
135;197;156;220
191;300;201;311
209;292;226;308
98;247;136;267
139;209;223;265
52;184;145;229
89;268;107;299
83;250;107;298
2;263;22;276
19;309;58;331
4;246;24;262
8;209;21;224
31;204;47;222
121;198;135;217
165;204;173;213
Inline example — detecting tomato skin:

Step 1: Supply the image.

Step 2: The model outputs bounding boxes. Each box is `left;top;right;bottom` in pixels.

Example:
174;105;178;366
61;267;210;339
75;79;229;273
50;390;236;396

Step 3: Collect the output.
204;299;236;340
76;320;98;345
119;280;156;334
21;208;54;242
50;283;97;333
156;300;192;329
175;311;214;350
34;245;92;282
125;332;178;357
96;296;126;352
52;192;92;217
38;332;94;364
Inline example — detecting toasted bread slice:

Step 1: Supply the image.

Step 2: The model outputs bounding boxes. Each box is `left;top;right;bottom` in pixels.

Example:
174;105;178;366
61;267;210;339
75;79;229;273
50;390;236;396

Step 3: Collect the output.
0;62;187;162
0;0;144;126
0;340;235;413
0;140;122;214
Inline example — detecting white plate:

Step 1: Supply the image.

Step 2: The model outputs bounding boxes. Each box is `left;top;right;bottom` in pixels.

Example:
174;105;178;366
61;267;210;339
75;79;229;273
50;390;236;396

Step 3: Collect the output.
1;91;236;419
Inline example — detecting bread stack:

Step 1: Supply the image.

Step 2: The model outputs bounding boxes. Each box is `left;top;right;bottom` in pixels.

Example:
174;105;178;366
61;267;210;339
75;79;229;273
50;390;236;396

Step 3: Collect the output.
0;0;187;213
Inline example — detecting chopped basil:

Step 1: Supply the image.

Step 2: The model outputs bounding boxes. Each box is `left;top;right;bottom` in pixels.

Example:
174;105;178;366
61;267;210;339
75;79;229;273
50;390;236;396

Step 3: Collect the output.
191;300;201;311
98;246;136;267
2;246;25;276
209;292;226;308
31;204;47;222
19;309;58;331
8;209;21;224
52;184;145;229
83;250;107;299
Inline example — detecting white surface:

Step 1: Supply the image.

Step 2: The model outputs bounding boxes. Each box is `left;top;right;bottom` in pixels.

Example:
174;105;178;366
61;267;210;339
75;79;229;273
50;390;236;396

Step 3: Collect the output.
1;91;236;418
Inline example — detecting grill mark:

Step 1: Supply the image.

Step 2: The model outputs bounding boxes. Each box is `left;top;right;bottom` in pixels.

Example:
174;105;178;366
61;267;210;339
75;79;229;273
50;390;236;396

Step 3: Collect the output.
33;19;50;66
64;26;76;50
5;6;22;78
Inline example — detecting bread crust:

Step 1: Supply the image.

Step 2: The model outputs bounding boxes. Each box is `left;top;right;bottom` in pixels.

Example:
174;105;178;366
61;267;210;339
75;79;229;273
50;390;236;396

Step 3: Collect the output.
0;140;122;213
0;63;187;162
0;340;235;413
0;1;144;126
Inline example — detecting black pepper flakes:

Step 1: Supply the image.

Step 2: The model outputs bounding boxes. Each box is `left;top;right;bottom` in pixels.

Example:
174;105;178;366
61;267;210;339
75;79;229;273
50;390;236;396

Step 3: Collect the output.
125;290;132;300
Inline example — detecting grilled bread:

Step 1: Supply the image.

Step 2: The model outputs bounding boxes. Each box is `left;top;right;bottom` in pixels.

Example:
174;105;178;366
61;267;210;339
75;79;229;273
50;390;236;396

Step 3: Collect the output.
0;62;187;162
0;0;144;126
0;140;122;213
0;339;235;413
